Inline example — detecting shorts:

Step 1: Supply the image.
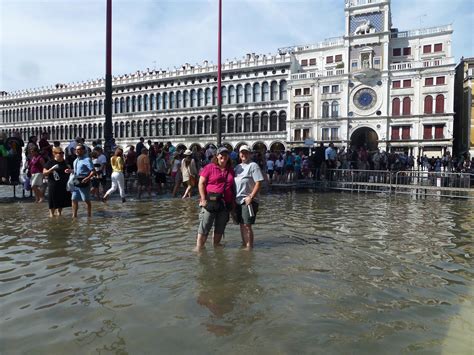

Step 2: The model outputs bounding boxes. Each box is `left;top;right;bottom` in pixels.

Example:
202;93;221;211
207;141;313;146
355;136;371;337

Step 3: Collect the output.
236;201;259;225
198;207;230;236
137;173;150;186
267;169;274;179
275;167;283;175
71;186;91;201
286;165;294;172
155;173;167;184
31;173;44;187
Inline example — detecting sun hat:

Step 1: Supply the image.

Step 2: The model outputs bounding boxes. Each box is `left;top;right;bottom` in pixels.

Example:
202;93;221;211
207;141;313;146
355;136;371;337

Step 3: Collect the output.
183;149;193;156
239;145;251;152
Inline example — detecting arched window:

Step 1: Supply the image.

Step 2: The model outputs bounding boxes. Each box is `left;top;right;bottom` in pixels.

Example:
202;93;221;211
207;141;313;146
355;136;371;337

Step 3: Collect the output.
125;122;130;138
331;101;339;118
169;92;175;109
156;120;161;136
252;113;260;132
120;97;125;113
126;97;131;112
220;114;227;134
322;102;329;118
190;117;196;135
131;96;136;112
78;103;82;117
227;114;234;133
253;83;261;102
175;118;181;135
143;95;148;111
157;93;162;110
183;90;189;108
114;98;119;113
169;118;175;136
221;87;227;105
392;98;400;116
143;120;148;136
93;100;98;115
183;117;189;135
163;92;169;110
211;115;217;134
402;97;411;115
176;91;182;108
197;116;203;134
149;119;154;137
435;94;445;113
244;113;251;132
262;82;270;101
235;85;243;104
280;80;288;100
303;103;310;118
120;122;125;138
89;101;93;116
270;111;278;131
245;84;252;103
131;121;136;137
162;119;168;136
213;87;218;105
137;121;142;137
198;89;204;107
295;104;302;119
150;94;155;110
279;111;287;131
271;81;278;101
261;112;268;131
191;90;197;107
204;116;211;134
205;88;212;106
235;114;243;133
229;86;236;104
424;96;433;114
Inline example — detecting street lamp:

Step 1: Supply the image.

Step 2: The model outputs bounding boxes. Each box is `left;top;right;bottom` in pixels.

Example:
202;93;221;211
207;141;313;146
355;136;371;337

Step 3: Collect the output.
104;0;113;158
216;0;222;147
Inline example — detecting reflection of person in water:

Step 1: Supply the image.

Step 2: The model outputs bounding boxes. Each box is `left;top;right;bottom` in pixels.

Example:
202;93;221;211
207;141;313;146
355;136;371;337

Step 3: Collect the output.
196;249;259;336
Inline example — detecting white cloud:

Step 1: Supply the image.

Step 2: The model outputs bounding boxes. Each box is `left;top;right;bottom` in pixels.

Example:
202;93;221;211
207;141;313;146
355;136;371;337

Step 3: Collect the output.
1;0;473;92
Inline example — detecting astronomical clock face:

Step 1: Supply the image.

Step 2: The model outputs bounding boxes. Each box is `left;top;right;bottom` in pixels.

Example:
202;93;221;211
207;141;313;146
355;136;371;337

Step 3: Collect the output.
353;88;377;110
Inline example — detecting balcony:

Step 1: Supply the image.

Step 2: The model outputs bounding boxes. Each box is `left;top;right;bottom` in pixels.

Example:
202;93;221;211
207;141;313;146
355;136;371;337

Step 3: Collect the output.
291;69;345;81
390;57;455;71
390;25;452;39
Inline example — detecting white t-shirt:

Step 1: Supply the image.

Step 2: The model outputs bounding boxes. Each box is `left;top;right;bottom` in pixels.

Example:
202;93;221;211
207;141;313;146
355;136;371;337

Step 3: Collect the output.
234;162;264;204
275;159;285;169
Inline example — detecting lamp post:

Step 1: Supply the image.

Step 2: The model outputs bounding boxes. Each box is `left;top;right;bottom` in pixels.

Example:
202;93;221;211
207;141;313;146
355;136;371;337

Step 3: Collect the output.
216;0;222;147
104;0;113;158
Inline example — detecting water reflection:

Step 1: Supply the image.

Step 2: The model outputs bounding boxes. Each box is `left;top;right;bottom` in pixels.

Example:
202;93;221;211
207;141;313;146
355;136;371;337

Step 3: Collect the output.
196;249;259;336
0;192;473;354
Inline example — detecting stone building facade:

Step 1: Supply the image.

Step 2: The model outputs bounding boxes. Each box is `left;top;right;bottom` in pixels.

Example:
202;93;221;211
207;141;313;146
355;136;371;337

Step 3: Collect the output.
0;0;456;157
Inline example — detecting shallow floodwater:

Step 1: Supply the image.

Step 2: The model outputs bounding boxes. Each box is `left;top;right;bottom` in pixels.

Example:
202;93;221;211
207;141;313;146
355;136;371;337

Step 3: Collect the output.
0;191;473;354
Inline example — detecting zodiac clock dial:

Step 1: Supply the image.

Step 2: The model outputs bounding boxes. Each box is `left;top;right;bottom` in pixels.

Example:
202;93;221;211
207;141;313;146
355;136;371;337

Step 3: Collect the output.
353;88;377;110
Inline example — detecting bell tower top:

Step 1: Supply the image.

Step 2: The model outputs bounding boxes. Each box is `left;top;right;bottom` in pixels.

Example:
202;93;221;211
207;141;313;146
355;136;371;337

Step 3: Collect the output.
345;0;392;37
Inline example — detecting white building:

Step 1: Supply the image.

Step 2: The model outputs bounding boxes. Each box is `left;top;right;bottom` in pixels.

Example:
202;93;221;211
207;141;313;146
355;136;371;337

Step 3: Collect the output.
287;0;455;157
0;0;455;157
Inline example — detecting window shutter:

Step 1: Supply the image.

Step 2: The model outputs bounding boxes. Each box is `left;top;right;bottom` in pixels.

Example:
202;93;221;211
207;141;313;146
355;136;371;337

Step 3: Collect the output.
326;56;334;64
402;126;410;139
434;125;444;139
424;96;433;114
435;95;445;113
403;47;411;56
393;81;401;89
393;48;401;56
434;43;443;52
309;58;317;66
335;54;343;62
402;97;411;115
423;45;431;54
425;77;434;86
403;79;411;88
436;76;445;85
391;127;399;140
423;125;432;139
392;98;400;116
301;59;308;66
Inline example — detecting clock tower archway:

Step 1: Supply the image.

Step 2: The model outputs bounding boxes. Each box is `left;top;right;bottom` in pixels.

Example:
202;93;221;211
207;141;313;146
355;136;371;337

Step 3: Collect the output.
350;127;379;151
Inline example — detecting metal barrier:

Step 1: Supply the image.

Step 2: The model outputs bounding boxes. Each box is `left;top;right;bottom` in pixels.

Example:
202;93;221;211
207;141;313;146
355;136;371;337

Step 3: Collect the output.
324;169;474;199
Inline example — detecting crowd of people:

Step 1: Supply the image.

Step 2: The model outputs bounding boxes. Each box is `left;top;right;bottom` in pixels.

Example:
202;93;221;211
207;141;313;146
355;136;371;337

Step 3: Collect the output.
1;130;474;246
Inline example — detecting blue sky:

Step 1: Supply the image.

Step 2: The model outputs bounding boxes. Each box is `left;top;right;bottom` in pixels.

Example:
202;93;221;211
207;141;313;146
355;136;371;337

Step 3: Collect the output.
1;0;473;92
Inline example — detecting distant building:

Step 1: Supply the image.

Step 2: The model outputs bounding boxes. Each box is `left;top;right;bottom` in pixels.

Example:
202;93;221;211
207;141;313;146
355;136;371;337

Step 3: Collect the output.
0;0;456;157
454;57;474;158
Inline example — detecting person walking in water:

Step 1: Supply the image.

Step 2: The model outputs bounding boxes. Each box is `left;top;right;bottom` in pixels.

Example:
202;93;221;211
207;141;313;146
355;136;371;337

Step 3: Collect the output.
234;145;264;249
181;149;198;199
103;147;126;203
196;147;235;250
137;147;151;199
71;143;95;218
28;146;45;203
43;147;71;217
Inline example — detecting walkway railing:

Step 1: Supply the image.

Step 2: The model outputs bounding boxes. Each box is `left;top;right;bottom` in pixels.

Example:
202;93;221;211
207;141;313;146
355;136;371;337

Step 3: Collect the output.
325;169;474;199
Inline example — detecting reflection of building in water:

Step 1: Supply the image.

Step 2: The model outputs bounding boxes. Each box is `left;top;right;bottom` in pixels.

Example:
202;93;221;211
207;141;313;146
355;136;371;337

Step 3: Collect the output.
196;250;259;337
0;0;455;157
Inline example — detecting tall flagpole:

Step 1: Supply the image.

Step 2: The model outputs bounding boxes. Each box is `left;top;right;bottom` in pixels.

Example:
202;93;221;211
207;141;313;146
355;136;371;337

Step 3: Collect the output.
216;0;222;147
104;0;113;158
